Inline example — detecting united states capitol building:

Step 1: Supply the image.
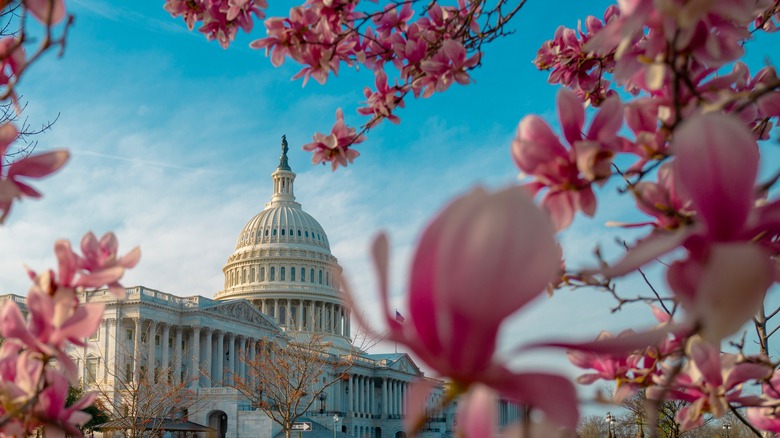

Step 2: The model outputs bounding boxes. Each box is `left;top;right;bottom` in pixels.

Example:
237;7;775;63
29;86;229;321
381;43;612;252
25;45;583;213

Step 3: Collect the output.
1;138;523;437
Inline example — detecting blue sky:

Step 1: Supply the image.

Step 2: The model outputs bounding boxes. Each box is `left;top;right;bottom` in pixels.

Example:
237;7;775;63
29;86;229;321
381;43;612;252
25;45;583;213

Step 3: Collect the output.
2;0;778;412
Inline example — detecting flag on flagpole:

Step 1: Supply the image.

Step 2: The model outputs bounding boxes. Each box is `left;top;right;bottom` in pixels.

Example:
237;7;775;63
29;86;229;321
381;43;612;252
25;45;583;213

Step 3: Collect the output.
395;310;405;323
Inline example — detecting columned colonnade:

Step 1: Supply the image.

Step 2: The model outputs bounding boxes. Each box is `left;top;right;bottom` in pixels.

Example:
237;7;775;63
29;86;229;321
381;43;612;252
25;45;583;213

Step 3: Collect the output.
100;317;262;388
346;374;409;419
254;298;350;336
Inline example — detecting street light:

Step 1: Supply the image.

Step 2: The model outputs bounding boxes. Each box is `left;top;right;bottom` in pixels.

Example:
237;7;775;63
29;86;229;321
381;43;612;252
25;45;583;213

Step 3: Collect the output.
723;422;731;438
605;412;616;438
333;413;339;438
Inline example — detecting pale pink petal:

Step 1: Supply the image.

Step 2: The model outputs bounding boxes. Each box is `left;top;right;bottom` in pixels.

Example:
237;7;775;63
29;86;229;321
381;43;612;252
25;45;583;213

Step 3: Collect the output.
501;372;579;428
672;113;758;240
601;229;691;278
457;385;497;437
118;246;141;269
687;337;723;387
527;327;671;355
24;0;66;24
695;243;773;342
402;379;435;432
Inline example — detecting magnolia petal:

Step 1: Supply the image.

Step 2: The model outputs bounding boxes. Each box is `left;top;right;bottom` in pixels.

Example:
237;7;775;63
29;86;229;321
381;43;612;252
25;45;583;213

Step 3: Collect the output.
587;94;623;142
557;89;585;145
457;385;497;438
600;229;691;278
402;379;435;433
686;337;723;387
694;243;773;343
7;150;69;178
0;122;18;157
672;113;758;240
501;372;579;428
527;326;671;355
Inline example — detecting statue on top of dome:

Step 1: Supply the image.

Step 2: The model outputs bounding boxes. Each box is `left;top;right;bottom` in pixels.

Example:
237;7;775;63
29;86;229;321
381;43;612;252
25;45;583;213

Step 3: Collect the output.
278;135;291;171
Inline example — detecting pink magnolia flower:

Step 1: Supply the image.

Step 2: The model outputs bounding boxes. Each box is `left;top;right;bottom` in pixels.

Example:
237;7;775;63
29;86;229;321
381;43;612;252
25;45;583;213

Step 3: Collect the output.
603;112;778;342
346;186;579;428
0;122;69;223
648;337;770;430
303;108;364;170
512;88;624;230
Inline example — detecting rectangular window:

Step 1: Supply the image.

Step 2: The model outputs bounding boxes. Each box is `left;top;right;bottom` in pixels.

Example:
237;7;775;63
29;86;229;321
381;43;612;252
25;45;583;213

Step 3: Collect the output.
127;329;133;340
141;333;147;343
125;361;133;382
169;337;173;348
155;335;160;346
87;358;98;384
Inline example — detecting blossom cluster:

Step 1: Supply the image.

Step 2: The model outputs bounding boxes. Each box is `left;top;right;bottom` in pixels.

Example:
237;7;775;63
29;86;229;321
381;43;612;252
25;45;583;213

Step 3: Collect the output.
166;0;490;169
1;232;138;436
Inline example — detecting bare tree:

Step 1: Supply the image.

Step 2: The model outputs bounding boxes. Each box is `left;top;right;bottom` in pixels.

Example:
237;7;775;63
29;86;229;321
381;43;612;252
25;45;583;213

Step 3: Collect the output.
74;327;204;438
231;332;357;438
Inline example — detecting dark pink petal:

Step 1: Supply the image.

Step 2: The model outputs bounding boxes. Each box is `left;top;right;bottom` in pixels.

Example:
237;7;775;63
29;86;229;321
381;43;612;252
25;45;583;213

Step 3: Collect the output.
7;150;69;178
672;113;758;240
528;327;671;355
724;363;772;390
587;94;623;141
557;89;585;145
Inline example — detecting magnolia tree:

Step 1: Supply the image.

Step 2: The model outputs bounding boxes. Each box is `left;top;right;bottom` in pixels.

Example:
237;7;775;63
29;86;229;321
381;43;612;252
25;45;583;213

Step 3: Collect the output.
4;0;780;437
164;0;780;436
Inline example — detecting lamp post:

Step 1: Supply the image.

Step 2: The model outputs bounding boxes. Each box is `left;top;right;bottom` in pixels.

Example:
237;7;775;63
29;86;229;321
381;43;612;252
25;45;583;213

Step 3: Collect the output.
605;412;616;438
723;422;731;438
333;413;339;438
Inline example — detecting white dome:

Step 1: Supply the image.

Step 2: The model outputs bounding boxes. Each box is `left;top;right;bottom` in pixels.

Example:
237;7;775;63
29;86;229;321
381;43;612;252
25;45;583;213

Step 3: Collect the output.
235;204;330;251
216;136;350;341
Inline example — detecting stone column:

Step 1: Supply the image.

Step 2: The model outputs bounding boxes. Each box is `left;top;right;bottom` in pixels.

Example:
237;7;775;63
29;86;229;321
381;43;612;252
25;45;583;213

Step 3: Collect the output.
319;302;324;331
103;318;113;382
248;338;256;388
161;324;170;382
229;333;237;379
204;328;213;387
381;378;387;419
274;299;279;321
309;301;315;331
216;331;225;385
357;375;363;415
191;326;200;387
174;326;182;385
348;374;353;415
147;320;157;371
133;317;142;382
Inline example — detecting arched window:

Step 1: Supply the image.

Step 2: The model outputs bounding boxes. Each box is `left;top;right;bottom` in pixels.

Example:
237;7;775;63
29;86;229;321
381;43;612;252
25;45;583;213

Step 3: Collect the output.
270;267;276;281
318;270;323;284
265;229;269;236
310;269;315;283
242;269;246;283
281;267;286;281
250;267;255;282
326;271;329;286
301;268;305;282
305;231;309;238
297;230;301;237
289;229;293;236
281;229;285;236
260;267;265;281
279;304;286;324
291;267;296;282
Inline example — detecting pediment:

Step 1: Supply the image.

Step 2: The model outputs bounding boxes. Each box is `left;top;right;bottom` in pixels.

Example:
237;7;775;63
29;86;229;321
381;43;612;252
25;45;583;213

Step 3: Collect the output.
203;300;280;333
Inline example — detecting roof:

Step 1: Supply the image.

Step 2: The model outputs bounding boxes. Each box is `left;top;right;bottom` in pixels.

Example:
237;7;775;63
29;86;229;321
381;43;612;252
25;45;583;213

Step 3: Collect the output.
93;417;215;432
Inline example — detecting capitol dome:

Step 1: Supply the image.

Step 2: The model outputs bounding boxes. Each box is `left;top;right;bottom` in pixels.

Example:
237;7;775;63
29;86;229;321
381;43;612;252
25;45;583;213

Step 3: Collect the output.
216;136;350;341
